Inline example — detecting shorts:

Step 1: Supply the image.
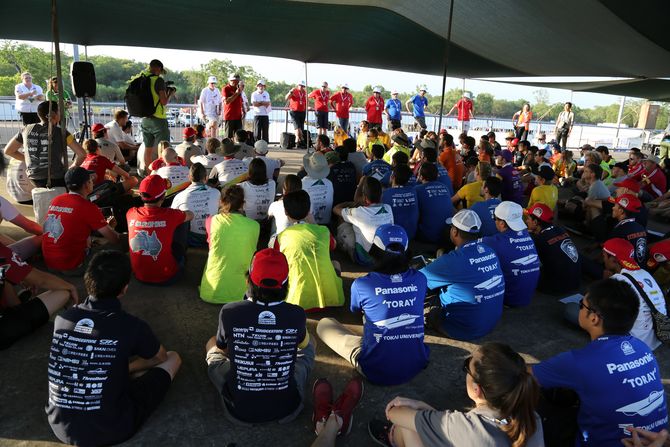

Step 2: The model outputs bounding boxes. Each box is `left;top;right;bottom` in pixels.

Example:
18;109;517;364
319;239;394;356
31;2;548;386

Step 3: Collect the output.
206;116;219;126
128;368;172;432
316;111;329;129
290;111;306;131
458;120;470;133
389;119;401;130
141;117;170;148
224;120;242;138
368;122;382;130
414;115;427;130
0;298;49;350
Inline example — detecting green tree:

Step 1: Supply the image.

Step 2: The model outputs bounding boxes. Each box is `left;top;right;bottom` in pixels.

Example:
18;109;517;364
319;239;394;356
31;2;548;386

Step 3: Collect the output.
475;92;494;116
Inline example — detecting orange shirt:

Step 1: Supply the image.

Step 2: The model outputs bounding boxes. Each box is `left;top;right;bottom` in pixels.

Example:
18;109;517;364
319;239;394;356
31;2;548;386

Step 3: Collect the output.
439;146;464;190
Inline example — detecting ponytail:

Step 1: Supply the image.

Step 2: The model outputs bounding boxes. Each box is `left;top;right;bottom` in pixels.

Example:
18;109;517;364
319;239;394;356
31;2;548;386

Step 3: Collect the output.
472;343;540;447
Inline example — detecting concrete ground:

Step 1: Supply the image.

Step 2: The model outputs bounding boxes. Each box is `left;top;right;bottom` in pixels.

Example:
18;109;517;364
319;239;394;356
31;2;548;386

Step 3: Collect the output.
1;146;669;447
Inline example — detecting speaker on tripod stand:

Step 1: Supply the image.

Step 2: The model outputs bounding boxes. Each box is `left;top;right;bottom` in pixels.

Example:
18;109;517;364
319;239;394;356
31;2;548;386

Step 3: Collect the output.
70;61;96;143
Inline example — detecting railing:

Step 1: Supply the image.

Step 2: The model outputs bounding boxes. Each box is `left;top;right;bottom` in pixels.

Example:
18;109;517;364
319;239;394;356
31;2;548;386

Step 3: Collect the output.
0;97;658;151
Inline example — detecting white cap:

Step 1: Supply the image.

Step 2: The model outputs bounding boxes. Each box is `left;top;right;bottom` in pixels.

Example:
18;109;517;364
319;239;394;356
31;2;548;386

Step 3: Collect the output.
254;140;269;155
342;83;349;89
298;80;306;86
446;209;482;234
463;91;472;99
419;86;427;92
257;79;266;86
391;89;399;94
207;76;217;84
228;73;239;81
494;201;526;232
373;86;381;93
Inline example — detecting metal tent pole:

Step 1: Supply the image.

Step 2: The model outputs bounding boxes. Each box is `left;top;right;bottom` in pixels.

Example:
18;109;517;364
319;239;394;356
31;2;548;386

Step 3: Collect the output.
615;96;626;148
51;0;67;168
304;61;310;148
437;0;455;132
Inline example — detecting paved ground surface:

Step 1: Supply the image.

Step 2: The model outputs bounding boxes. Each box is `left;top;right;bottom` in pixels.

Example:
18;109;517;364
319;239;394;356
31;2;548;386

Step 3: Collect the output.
1;146;669;446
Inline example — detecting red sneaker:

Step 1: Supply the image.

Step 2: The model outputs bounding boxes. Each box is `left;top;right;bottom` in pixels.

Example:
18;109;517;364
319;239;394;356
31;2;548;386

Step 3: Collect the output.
332;376;364;436
312;378;333;434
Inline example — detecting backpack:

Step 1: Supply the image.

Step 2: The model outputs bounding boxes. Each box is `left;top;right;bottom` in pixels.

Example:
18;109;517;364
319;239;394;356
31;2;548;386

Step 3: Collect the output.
125;73;159;118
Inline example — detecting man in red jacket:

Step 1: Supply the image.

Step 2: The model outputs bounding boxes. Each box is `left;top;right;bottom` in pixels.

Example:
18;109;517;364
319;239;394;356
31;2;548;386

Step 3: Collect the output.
365;87;385;130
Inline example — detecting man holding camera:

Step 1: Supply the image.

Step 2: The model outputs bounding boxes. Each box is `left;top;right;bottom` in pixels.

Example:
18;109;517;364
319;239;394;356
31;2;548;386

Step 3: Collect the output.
141;59;175;175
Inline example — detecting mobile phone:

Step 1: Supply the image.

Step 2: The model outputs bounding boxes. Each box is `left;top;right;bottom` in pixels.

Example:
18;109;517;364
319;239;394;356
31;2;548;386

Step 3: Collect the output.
101;207;114;219
409;255;428;270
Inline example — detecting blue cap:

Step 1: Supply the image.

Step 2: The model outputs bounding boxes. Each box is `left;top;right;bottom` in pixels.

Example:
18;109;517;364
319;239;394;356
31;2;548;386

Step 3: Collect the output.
372;224;408;254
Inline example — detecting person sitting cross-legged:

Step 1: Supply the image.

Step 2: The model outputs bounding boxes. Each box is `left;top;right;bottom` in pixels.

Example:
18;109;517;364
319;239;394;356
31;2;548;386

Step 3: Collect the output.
46;250;181;447
317;224;429;386
469;176;502;237
362;144;392;187
415;163;454;244
382;164;419;240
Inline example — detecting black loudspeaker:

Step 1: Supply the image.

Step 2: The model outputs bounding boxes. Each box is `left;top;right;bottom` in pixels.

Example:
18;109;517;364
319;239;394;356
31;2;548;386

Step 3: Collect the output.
70;61;96;98
280;132;296;149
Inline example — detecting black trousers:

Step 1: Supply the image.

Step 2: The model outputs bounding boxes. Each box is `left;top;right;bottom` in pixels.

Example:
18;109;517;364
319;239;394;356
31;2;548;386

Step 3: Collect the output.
254;115;269;142
556;127;569;149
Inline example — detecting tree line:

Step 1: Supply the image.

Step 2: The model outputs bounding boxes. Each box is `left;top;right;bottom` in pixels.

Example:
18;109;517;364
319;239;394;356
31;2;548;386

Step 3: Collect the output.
1;41;668;129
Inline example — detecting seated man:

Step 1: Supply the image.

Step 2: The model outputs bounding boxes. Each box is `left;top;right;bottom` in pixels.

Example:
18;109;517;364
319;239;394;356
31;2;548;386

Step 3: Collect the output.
274;190;344;311
233;128;255;160
105;109;140;162
91;122;126;167
127;175;193;285
170;163;221;247
46;250;181;446
209;139;247;187
205;248;315;424
317;224;429;386
526;203;580;295
528;165;558;210
243;140;284;181
609;194;648;266
469;176;502;237
495;150;523;205
42;167;121;275
302;152;334;225
420;145;453;194
362;144;392;187
382;164;419;239
175;126;202;166
531;279;668;446
190;137;224;176
482;201;540;307
415;163;454;244
154;147;190;189
334;176;394;266
327;146;358;206
647;239;670;294
0;242;77;350
80;139;137;192
421;209;505;340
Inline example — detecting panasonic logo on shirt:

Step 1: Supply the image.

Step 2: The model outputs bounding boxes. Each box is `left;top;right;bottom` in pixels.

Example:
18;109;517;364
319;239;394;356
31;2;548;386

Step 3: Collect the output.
374;285;419;295
606;352;655;374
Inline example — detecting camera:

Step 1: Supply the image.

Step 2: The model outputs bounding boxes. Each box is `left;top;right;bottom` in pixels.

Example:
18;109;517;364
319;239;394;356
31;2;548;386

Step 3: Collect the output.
165;81;177;94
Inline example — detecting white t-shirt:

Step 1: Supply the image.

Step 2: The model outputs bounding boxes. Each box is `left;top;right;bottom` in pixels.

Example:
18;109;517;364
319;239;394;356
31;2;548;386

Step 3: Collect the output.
171;183;221;235
240;180;276;220
210;158;247;184
175;141;202;164
105;120;127;145
191;153;224;172
15;83;44;113
250;90;272;116
612;269;668;351
6;157;33;203
0;196;20;222
156;164;190;188
199;86;222;118
95;138;124;163
302;176;334;225
268;199;290;235
341;203;394;251
243;155;281;180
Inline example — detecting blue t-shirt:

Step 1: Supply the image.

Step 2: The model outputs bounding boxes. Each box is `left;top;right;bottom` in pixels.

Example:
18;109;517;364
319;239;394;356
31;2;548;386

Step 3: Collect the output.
420;241;505;340
410;95;428;117
382;186;419;239
363;159;392;187
434;163;454;195
482;229;540;307
351;270;430;385
385;98;402;120
497;164;524;205
415;181;454;243
533;335;668;447
470;198;501;237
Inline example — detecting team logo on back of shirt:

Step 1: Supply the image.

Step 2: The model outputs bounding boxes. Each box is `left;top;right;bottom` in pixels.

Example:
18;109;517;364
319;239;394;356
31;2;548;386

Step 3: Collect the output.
511;254;539;266
474;275;503;291
621;341;635;356
258;311;276;325
44;214;65;243
129;231;163;260
636;239;647;262
560;239;579;263
616;391;665;417
73;318;95;334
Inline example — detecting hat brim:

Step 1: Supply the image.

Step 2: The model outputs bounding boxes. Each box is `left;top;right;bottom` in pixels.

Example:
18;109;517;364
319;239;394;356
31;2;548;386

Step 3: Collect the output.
506;218;527;232
303;157;330;179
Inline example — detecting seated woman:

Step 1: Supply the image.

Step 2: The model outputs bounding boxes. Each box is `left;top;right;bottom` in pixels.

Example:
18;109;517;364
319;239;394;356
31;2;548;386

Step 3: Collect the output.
199;186;260;304
268;174;304;236
451;162;491;209
274;190;343;311
240;158;276;221
369;342;543;446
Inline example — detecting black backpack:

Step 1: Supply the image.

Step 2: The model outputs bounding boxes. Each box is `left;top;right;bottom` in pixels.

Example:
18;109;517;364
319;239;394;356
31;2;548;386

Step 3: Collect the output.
125;73;159;118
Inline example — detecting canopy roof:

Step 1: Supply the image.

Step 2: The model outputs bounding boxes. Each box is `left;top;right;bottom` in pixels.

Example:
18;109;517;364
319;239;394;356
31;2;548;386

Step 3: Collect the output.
2;0;669;97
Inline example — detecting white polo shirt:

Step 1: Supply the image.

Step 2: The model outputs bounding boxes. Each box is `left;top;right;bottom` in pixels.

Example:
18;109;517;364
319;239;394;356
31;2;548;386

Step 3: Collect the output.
199;86;222;118
250;90;272;116
15;83;44;113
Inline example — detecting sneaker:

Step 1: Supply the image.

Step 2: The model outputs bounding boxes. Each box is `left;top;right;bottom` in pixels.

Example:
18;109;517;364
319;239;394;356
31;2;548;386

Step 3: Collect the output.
312;378;333;434
368;419;393;447
332;376;364;435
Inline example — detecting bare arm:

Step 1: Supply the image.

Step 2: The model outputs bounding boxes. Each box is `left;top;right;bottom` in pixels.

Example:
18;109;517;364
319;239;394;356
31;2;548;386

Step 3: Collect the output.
129;345;168;373
67;139;86;166
183;211;194;222
111;164;130;180
97;225;120;245
4;138;24;162
23;268;79;304
405;100;412;113
10;214;42;235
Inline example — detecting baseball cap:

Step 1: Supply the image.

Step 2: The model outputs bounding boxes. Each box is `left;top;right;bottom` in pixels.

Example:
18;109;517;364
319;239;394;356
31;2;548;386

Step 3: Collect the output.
228;73;240;81
419;86;427;92
298;80;306;87
372;224;408;254
446;209;482;234
511;138;519;147
526;203;553;223
501;150;513;162
249;248;289;289
373;87;381;93
254;140;269;155
321;81;328;87
91;123;106;133
149;59;165;73
645;155;661;165
494;201;527;232
391;89;398;94
342;83;349;89
603;238;640;270
207;76;217;84
538;165;555;181
648;239;670;269
139;175;167;201
64;167;94;188
183;127;197;138
608;194;642;213
613;177;640;193
325;151;340;164
463;91;472;99
256;79;266;86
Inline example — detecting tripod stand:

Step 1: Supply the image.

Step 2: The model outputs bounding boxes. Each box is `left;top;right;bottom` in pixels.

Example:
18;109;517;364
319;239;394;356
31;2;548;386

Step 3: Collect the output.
77;95;91;144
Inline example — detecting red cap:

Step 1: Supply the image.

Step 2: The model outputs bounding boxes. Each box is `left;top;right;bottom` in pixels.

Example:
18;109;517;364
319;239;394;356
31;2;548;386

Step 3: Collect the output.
613;178;641;193
526;203;553;223
439;128;448;135
603;238;640;270
608;194;642;213
511;138;519;146
91;123;106;133
249;249;289;289
183;127;197;137
648;239;670;269
139;175;167;201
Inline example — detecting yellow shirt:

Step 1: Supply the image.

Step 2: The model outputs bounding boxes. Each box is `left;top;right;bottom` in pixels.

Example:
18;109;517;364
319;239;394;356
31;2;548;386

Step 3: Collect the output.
356;132;367;151
528;184;558;210
378;131;391;149
457;181;484;208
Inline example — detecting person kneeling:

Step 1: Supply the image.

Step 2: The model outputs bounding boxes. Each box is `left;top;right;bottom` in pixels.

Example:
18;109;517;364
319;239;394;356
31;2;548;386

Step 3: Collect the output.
46;250;181;446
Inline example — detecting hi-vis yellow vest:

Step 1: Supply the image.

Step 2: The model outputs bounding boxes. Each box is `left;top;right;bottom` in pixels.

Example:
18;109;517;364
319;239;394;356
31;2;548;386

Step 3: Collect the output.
147;72;166;119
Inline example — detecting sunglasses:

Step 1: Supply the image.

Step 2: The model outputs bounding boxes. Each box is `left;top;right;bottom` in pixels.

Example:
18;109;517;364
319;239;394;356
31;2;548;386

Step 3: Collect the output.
579;298;599;316
462;356;475;378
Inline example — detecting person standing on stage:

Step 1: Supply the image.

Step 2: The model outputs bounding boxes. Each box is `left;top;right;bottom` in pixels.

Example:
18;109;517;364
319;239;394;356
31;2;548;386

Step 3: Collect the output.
555;102;574;150
447;92;475;134
330;84;354;135
385;90;403;130
365;87;385;130
251;79;271;143
199;76;222;138
405;87;429;131
309;81;331;136
15;72;44;125
285;81;308;148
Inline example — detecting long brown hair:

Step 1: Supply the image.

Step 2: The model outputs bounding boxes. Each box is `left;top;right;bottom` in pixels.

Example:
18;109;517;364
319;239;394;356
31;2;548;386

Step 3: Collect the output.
472;343;539;447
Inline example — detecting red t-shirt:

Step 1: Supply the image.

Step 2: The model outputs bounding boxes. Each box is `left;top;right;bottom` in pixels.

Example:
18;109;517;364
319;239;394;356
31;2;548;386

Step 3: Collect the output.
222;84;243;121
309;89;330;112
629;162;645;181
288;88;307;112
81;154;115;186
643;167;667;198
127;206;186;283
455;98;473;121
42;193;107;270
330;92;353;119
0;243;32;284
365;95;384;124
